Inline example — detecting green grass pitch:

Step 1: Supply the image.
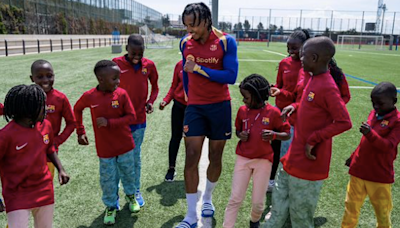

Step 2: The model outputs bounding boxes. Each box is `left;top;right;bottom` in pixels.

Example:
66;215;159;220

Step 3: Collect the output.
0;41;399;227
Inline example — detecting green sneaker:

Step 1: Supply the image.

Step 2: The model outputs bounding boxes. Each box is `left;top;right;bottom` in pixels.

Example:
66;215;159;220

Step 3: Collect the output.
125;194;140;213
103;207;117;225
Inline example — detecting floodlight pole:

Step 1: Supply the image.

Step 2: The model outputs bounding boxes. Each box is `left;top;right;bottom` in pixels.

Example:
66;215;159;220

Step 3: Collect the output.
238;8;241;45
267;9;272;47
212;0;219;29
359;11;365;50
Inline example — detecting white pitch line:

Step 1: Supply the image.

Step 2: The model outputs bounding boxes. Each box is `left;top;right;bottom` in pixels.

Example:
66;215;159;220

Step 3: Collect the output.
197;138;213;228
262;50;287;57
239;59;281;62
340;50;400;57
349;86;400;89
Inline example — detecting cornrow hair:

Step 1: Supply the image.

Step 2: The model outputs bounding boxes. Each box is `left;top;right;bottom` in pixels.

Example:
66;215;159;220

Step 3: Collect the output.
94;60;118;76
239;74;271;105
289;29;310;44
3;84;46;125
127;34;144;47
31;59;52;74
182;2;212;30
329;58;344;88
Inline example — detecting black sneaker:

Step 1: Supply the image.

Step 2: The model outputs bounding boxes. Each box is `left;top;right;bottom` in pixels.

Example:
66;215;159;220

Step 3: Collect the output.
165;168;176;182
250;220;260;228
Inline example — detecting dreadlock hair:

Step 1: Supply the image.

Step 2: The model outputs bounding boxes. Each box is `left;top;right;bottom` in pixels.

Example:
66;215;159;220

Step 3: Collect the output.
289;29;310;44
182;2;212;31
239;74;271;107
329;58;344;89
3;84;46;125
31;59;52;74
127;34;144;47
94;60;118;77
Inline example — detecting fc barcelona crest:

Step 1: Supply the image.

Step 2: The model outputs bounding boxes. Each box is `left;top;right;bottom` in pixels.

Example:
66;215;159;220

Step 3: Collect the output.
142;68;148;75
46;105;55;113
307;92;315;101
262;117;270;125
210;44;218;51
112;100;119;108
381;120;389;127
43;134;49;144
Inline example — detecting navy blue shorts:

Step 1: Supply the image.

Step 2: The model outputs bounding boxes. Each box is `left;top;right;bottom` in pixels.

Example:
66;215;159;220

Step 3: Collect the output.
183;100;232;140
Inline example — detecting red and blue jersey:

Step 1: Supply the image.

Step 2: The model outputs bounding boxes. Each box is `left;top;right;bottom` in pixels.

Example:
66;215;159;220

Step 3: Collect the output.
180;27;238;105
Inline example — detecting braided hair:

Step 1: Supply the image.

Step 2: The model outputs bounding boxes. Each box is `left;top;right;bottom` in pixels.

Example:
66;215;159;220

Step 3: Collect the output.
182;2;212;30
3;84;46;125
289;29;310;44
239;74;271;107
329;58;344;88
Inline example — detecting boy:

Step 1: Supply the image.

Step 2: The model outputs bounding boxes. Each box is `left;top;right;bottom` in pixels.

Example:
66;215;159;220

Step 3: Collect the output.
113;34;159;207
342;82;400;228
74;60;139;225
263;37;352;228
30;60;75;179
177;3;238;227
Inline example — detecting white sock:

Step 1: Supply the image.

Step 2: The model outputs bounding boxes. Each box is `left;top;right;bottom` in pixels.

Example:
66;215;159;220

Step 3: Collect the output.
184;193;198;224
202;179;217;204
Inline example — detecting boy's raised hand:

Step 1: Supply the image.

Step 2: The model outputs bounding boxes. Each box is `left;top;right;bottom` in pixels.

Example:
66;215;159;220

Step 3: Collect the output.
270;87;281;97
281;105;295;122
305;143;316;160
360;122;371;135
58;170;70;185
159;101;167;110
96;117;108;128
146;103;154;114
0;199;5;212
238;131;249;142
78;134;89;145
184;60;196;73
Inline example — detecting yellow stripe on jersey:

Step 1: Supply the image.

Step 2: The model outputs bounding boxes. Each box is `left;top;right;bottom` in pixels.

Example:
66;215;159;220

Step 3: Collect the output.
212;27;227;52
180;35;192;51
194;64;210;78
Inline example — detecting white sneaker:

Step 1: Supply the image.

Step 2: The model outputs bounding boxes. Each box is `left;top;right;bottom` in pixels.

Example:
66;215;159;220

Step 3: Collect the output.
267;180;275;193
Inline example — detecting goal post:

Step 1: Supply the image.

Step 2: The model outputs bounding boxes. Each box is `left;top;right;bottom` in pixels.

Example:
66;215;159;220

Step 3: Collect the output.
139;25;174;49
337;35;384;50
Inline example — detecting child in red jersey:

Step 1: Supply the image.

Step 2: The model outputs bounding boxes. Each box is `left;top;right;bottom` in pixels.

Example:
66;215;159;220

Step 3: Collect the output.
341;82;400;228
30;60;75;179
74;60;140;225
112;34;159;207
0;84;69;228
268;29;310;192
263;37;352;228
159;60;187;182
223;74;290;228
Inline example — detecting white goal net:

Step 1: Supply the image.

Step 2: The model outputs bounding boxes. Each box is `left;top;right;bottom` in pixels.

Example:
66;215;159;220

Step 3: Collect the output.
270;35;290;43
337;35;384;50
139;25;174;49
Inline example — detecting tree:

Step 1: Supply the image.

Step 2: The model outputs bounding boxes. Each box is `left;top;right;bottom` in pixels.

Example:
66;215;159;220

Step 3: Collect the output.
257;22;264;31
227;22;232;32
243;20;250;32
234;22;243;31
345;28;358;35
162;14;170;33
218;21;231;32
269;24;277;33
322;27;330;36
278;26;284;34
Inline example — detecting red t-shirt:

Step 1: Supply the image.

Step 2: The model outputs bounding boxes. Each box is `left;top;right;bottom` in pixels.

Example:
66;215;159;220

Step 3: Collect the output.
112;56;159;125
235;104;290;161
281;71;352;181
163;60;187;105
349;109;400;184
274;57;302;110
289;69;351;126
74;87;136;158
45;89;75;148
0;120;55;212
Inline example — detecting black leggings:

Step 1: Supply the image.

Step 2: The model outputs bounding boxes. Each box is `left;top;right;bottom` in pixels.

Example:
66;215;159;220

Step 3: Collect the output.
168;100;187;168
270;140;281;180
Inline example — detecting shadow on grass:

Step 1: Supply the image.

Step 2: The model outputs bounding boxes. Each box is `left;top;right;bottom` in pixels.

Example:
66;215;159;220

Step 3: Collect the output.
76;204;138;228
147;180;186;207
261;192;327;228
201;217;217;228
161;215;184;228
